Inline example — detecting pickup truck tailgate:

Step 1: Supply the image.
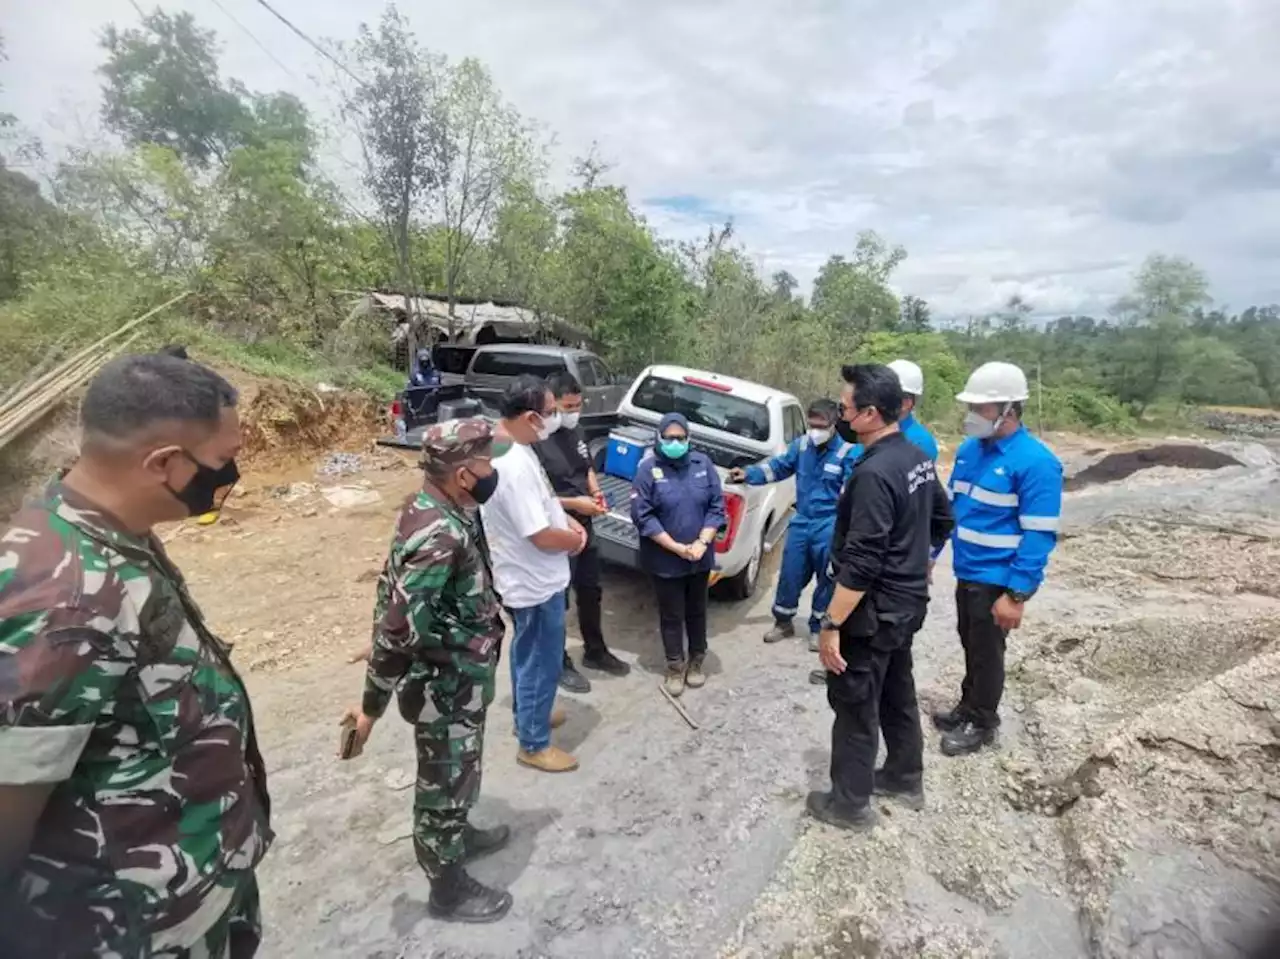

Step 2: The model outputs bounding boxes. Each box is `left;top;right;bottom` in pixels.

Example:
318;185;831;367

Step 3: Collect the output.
596;474;640;553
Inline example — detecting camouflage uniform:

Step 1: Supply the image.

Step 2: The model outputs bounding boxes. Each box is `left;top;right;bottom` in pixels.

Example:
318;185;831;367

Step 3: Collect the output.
0;482;272;959
362;418;505;878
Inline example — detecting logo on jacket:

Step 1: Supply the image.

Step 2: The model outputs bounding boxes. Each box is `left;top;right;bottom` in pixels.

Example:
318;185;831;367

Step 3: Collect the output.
651;467;664;480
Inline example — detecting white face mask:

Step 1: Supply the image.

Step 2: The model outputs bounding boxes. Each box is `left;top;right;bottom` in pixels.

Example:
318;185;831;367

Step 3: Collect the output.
808;427;834;446
963;410;998;439
537;411;561;440
560;411;581;431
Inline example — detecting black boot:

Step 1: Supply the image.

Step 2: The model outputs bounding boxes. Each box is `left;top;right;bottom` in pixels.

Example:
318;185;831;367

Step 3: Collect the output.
582;648;631;676
558;654;591;694
940;721;997;757
872;768;925;810
427;863;513;924
463;823;511;862
931;704;969;732
805;790;877;832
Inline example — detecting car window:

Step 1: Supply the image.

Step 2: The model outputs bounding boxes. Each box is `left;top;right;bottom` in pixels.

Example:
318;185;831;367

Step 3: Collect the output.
590;358;612;386
630;375;770;442
575;357;598;387
783;404;805;442
471;351;568;377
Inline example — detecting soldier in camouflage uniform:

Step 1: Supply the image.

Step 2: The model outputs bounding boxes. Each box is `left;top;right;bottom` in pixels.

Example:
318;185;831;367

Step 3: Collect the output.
339;416;514;923
0;354;271;958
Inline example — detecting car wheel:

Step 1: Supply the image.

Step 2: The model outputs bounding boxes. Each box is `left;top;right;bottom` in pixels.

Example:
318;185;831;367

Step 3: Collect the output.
718;526;766;601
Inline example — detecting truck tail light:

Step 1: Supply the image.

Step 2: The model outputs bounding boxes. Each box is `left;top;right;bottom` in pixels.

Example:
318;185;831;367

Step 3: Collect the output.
390;398;403;419
683;375;732;392
716;490;746;554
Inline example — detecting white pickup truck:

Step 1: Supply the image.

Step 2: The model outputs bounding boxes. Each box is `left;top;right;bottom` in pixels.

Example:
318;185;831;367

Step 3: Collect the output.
592;364;802;600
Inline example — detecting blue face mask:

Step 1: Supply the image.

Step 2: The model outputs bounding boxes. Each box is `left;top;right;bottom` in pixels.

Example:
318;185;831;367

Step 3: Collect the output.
659;437;690;459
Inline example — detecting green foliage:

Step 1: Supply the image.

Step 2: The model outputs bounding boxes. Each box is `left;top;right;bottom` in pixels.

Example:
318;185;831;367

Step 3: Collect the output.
0;6;1274;445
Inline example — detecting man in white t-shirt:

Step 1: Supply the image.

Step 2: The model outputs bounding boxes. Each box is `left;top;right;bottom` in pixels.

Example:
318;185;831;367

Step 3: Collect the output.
481;376;588;773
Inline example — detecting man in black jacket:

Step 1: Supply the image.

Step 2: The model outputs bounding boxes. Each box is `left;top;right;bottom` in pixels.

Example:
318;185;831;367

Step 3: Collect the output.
534;371;631;688
807;363;954;831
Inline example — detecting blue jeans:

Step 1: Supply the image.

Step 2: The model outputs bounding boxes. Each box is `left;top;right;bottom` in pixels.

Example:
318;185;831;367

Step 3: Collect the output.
510;591;566;753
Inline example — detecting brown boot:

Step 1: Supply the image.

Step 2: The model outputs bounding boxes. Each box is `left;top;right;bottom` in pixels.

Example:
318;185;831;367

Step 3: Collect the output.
664;661;686;698
517;746;579;773
511;705;568;737
685;655;706;689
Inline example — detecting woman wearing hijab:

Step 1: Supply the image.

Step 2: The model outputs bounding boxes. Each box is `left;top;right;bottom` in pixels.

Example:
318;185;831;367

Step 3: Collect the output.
630;412;727;696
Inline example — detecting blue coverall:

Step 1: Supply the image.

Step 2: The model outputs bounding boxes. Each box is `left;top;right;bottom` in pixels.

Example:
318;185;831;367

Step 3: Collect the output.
745;435;857;634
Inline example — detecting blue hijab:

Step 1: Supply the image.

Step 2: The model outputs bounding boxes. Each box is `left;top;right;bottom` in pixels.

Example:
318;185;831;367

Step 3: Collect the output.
656;412;691;463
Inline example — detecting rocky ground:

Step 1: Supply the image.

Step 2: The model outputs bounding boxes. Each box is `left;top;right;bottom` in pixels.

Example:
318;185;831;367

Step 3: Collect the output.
13;403;1277;958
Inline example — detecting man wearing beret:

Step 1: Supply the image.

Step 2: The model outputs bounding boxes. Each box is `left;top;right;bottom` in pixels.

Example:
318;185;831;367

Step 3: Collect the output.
339;417;513;923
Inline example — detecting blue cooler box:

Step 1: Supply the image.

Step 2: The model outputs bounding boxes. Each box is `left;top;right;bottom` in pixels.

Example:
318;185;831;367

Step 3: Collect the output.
604;425;653;481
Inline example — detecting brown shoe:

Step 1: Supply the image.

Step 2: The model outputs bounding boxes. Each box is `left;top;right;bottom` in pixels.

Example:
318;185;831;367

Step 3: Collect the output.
663;661;686;698
511;705;568;737
517;746;579;773
685;655;706;689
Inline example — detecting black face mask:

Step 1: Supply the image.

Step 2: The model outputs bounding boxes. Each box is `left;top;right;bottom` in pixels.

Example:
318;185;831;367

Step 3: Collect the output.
835;419;859;444
466;468;500;504
170;453;240;516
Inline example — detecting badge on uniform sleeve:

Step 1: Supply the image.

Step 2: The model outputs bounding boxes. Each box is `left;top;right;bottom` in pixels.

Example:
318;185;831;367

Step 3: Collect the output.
651;466;664;480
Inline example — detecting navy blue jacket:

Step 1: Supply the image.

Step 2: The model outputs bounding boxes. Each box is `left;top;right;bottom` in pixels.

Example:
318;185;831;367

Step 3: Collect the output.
630;449;727;578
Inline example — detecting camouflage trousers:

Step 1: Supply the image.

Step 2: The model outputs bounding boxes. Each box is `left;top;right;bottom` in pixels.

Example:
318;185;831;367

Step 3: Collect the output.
157;873;262;959
404;660;496;879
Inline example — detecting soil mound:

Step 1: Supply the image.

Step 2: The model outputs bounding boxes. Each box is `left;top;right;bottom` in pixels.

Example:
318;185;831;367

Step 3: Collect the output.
240;383;382;468
1066;444;1241;491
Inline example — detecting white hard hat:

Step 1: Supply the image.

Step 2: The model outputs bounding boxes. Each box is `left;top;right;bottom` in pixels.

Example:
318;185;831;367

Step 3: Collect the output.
956;362;1029;404
887;359;924;396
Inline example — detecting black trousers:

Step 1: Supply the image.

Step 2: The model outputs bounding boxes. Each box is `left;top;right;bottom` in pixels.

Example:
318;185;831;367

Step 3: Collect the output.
826;611;926;808
956;581;1009;729
652;571;710;665
566;519;606;657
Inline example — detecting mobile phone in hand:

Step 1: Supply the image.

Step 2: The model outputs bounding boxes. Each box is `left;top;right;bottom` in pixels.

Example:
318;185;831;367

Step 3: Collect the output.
339;717;358;759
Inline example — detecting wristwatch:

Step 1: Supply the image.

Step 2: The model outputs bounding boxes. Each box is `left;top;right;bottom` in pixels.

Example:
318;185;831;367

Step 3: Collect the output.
1004;589;1034;604
819;614;844;632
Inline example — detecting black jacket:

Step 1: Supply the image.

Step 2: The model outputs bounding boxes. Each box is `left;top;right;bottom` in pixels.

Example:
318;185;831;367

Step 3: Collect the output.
534;427;592;506
830;431;954;626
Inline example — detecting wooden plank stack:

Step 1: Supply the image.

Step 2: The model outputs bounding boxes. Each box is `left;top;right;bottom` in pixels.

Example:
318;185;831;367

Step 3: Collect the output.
0;292;189;454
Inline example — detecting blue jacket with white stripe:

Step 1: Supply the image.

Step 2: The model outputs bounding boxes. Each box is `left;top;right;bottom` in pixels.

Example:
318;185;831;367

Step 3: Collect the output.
939;426;1063;593
744;434;857;527
846;413;939;465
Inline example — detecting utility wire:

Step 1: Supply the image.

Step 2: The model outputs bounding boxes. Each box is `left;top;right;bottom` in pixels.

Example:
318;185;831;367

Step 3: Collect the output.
253;0;363;87
208;0;300;81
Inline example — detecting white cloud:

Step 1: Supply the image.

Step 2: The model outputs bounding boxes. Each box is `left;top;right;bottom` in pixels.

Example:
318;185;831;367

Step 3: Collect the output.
3;0;1279;317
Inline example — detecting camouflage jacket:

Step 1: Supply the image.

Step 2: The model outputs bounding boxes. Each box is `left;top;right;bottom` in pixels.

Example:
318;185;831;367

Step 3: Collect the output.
0;482;272;958
362;484;504;721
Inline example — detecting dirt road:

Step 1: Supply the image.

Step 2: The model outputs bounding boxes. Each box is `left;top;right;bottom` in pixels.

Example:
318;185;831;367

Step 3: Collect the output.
163;437;1280;958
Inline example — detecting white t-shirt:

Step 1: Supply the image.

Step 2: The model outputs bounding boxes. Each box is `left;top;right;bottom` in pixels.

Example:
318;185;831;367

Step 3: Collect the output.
480;441;572;609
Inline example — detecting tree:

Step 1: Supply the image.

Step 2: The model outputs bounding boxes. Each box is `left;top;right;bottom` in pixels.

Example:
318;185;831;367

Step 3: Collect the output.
771;270;798;303
810;230;905;339
435;58;539;317
99;10;249;168
347;5;449;329
1109;253;1211;411
900;295;931;332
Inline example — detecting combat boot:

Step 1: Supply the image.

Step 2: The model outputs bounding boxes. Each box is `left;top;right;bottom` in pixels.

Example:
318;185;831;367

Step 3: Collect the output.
685;655;707;689
427;863;512;924
663;660;686;697
805;791;877;832
462;823;511;862
763;620;796;644
872;768;925;811
931;704;969;732
940;721;997;757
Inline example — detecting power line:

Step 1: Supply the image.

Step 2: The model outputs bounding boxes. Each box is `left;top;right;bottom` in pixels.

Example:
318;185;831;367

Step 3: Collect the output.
208;0;300;81
253;0;363;87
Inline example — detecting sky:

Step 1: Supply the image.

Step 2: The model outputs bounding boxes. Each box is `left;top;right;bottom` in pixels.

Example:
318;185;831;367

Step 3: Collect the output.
3;0;1279;318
